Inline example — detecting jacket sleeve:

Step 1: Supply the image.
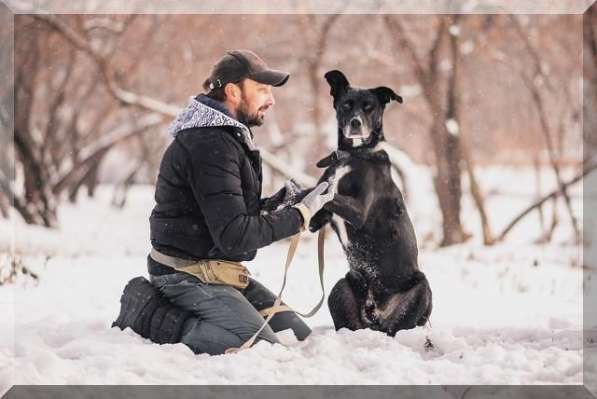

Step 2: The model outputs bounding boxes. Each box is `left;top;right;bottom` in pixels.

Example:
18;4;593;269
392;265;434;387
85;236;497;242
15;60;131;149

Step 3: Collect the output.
180;133;304;256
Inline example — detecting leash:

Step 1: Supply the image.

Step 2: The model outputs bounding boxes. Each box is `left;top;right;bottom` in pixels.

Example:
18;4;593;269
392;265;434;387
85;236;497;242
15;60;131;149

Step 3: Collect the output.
225;226;327;353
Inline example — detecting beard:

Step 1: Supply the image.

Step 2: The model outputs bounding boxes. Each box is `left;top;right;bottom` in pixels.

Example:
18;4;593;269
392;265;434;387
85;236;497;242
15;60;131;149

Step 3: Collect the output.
236;98;265;127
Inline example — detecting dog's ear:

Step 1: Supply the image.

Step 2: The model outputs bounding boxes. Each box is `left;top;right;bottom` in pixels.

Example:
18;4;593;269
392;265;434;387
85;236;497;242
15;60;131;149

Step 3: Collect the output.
316;152;336;168
324;70;350;102
371;86;403;105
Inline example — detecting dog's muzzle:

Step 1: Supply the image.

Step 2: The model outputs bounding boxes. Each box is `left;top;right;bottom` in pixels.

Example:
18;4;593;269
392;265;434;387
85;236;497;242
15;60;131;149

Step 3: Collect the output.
350;118;361;129
343;117;371;147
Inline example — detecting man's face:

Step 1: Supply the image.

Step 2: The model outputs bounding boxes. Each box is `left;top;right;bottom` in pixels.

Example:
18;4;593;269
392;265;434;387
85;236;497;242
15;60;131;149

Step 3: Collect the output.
235;79;275;127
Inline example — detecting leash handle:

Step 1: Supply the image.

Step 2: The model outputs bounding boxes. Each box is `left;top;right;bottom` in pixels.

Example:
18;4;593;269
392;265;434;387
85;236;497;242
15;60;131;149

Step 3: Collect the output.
226;226;327;354
294;226;326;318
226;232;302;353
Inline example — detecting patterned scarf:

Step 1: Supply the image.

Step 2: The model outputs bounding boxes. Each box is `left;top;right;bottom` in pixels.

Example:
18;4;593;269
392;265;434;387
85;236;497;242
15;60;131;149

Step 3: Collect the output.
168;94;256;151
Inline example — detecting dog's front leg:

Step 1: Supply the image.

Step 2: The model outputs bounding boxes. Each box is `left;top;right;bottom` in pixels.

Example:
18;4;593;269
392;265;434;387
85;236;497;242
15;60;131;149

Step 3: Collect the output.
309;208;333;232
324;194;370;229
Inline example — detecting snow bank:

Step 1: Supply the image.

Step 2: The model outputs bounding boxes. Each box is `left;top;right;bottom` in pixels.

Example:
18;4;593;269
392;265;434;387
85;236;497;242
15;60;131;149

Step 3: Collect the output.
0;166;585;392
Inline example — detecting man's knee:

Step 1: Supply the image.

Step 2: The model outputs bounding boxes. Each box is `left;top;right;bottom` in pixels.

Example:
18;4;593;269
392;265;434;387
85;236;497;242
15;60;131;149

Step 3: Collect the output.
181;316;280;355
180;318;243;355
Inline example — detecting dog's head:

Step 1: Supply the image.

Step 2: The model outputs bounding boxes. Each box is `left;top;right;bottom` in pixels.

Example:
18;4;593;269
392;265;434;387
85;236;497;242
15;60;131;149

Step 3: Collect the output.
324;70;403;151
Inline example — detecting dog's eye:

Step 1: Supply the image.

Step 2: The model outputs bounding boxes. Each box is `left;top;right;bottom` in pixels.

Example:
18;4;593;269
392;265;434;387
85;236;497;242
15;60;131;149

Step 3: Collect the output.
363;103;373;112
342;101;352;110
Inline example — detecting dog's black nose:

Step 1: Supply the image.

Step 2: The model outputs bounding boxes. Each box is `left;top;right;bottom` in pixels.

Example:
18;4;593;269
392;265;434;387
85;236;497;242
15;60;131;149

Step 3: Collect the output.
350;118;361;129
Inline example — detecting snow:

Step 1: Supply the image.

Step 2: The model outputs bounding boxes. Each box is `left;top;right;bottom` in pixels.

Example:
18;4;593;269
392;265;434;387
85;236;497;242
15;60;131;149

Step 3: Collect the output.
0;165;588;392
398;84;422;98
461;39;475;55
449;25;461;37
445;119;460;136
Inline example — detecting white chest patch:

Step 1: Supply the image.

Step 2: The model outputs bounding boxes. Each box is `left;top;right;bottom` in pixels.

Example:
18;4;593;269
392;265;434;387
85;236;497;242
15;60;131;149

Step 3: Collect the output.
389;166;403;192
372;141;386;153
351;138;363;147
331;165;351;193
333;214;349;250
330;165;351;249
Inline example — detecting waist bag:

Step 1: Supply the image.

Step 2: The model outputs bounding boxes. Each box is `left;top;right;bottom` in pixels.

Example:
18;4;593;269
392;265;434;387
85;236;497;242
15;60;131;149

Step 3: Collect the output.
150;248;250;289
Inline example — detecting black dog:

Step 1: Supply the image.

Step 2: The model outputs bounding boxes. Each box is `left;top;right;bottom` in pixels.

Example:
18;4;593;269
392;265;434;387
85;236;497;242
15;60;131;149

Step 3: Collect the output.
308;70;432;337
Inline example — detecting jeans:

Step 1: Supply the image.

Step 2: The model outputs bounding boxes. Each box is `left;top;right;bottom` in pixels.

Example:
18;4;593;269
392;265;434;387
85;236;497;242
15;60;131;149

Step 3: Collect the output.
150;272;311;355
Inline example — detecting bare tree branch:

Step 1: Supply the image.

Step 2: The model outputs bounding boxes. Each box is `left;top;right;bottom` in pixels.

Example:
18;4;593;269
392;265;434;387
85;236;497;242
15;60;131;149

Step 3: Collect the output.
497;162;596;242
509;15;556;94
260;150;317;188
519;61;581;242
33;14;316;189
32;15;180;116
51;113;164;195
384;16;429;88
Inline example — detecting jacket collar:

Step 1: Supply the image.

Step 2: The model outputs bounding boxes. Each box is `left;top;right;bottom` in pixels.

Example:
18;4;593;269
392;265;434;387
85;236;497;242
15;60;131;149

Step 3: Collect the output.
168;94;257;151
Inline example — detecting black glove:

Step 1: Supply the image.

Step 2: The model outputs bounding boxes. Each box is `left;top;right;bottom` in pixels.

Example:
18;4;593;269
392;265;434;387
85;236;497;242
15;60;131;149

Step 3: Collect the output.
260;179;305;213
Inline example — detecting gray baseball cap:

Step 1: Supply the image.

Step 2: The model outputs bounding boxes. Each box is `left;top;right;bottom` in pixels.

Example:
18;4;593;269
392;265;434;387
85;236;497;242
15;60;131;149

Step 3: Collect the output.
203;49;290;91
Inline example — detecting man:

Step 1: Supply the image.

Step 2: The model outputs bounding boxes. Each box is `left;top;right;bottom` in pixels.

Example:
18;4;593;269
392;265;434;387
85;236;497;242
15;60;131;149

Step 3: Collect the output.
141;50;333;355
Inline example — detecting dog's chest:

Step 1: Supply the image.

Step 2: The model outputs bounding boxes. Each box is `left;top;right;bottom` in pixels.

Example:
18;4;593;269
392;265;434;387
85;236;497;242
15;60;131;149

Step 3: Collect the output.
329;162;376;262
328;157;412;277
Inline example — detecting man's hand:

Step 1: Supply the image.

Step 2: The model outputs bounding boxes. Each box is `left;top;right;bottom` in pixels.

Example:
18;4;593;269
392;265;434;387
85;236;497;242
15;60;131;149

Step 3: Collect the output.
293;182;335;229
260;179;305;214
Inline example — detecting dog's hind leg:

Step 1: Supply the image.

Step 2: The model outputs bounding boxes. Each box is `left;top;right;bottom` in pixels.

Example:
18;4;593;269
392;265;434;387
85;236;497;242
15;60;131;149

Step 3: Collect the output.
377;272;433;336
417;285;433;327
328;270;368;331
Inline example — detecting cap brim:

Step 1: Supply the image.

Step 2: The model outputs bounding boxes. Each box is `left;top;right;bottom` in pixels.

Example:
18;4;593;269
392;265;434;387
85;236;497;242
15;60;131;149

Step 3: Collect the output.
250;69;290;87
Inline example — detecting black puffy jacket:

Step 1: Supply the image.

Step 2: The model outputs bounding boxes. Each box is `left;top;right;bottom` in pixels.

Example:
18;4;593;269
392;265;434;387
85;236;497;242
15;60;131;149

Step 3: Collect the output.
149;95;303;275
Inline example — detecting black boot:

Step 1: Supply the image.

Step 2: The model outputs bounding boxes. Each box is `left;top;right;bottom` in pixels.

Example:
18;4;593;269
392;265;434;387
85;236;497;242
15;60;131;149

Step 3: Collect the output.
243;279;312;341
112;276;192;344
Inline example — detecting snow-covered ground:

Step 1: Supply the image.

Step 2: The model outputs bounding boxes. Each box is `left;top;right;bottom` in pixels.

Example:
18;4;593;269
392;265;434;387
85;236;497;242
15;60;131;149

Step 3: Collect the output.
0;165;591;393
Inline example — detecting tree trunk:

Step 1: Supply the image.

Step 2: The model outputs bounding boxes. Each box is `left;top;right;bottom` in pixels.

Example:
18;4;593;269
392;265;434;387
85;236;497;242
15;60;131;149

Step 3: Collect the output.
431;120;467;246
13;19;58;227
449;15;493;245
385;15;468;246
584;5;597;160
0;192;9;218
0;174;39;225
84;162;100;198
68;157;102;203
433;17;467;246
533;156;546;234
15;125;59;228
111;164;140;209
460;136;493;245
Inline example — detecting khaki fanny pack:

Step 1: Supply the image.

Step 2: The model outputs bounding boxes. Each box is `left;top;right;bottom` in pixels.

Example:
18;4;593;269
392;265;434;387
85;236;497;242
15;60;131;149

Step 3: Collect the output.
150;248;250;289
